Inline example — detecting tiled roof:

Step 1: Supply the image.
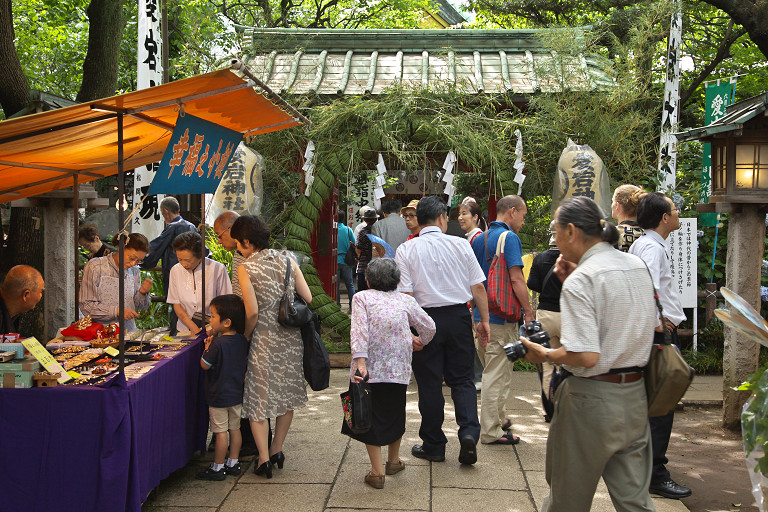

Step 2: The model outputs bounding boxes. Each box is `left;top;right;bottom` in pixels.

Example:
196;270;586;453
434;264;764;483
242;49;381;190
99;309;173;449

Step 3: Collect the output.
678;92;768;141
241;28;613;97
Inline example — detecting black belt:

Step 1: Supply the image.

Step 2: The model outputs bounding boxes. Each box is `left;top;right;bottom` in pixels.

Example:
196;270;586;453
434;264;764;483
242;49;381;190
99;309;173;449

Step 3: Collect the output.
587;372;643;384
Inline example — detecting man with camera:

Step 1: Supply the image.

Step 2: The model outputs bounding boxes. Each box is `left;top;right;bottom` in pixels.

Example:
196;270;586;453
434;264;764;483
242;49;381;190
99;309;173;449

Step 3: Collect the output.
520;197;657;512
470;195;532;445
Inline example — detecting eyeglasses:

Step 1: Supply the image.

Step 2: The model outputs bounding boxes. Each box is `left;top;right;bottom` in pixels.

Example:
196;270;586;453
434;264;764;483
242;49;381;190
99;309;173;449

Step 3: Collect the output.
403;213;417;219
215;226;231;240
126;255;144;265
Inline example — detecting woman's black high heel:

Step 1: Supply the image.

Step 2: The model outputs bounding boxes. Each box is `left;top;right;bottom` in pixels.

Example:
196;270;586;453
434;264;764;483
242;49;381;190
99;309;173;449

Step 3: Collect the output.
254;460;273;479
270;451;285;469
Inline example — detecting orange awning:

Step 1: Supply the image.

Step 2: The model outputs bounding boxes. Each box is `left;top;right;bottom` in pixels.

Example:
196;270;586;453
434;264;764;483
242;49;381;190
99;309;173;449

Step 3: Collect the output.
0;66;306;203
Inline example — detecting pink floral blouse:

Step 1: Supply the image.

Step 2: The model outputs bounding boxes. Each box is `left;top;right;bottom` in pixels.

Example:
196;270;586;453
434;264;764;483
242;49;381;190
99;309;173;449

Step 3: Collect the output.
350;289;436;384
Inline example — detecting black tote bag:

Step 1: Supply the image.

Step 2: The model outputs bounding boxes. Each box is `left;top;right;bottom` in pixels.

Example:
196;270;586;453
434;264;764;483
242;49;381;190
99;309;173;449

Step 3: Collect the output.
301;312;330;391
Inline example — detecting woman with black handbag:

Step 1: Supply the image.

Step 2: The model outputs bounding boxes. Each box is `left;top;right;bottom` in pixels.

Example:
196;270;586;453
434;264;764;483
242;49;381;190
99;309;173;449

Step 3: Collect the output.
342;258;436;489
231;215;312;479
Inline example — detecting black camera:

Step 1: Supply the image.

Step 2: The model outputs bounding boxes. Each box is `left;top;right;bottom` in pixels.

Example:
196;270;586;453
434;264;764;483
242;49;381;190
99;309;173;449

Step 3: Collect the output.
504;320;551;363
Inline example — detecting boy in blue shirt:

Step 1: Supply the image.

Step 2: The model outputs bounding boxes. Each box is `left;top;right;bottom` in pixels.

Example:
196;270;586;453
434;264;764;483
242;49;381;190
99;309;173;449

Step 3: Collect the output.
196;294;250;480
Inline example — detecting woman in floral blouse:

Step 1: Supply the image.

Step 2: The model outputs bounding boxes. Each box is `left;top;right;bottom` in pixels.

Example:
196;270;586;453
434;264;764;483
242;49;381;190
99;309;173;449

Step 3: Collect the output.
342;258;436;490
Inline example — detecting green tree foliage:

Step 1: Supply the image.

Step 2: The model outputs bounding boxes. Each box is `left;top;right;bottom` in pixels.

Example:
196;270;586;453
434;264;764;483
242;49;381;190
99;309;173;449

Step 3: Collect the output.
11;0;90;100
468;0;768;119
215;0;431;29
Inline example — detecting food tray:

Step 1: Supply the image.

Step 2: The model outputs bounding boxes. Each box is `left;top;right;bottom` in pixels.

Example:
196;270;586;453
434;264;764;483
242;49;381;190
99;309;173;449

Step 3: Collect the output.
91;340;119;349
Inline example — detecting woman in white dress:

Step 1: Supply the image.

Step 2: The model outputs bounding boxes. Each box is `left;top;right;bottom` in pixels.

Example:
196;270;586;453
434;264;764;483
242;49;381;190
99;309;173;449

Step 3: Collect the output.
167;231;231;334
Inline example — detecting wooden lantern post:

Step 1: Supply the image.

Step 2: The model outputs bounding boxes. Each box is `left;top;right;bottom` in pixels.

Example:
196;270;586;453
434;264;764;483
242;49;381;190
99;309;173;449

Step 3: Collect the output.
679;92;768;429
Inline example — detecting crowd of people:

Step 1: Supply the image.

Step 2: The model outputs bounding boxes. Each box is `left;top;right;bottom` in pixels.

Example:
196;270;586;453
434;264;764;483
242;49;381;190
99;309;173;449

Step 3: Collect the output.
338;190;691;510
0;187;692;509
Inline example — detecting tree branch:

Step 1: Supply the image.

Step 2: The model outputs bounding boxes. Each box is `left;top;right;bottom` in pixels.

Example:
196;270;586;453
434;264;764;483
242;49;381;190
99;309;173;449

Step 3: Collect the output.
680;22;746;106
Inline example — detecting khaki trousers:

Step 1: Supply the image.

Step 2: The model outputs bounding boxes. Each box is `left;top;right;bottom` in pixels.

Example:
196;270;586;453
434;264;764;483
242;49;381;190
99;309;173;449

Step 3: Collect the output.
542;376;654;512
475;322;517;443
535;309;561;398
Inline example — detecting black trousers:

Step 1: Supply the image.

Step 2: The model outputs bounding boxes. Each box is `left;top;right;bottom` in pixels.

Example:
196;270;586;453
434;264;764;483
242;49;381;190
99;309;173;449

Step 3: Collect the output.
412;304;480;456
356;272;368;293
650;327;678;483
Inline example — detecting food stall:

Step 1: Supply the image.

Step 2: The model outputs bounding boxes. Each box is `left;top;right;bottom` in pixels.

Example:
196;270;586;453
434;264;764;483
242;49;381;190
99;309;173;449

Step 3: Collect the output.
0;63;307;512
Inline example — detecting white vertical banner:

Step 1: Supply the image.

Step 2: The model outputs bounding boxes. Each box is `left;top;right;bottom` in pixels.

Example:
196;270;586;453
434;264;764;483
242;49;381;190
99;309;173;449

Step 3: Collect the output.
441;151;456;204
132;0;164;239
657;1;682;192
512;129;526;193
668;218;697;308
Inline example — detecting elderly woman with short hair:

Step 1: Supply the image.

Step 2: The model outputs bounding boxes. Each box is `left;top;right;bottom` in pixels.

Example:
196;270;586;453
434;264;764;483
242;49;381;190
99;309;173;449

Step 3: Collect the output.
167;231;232;334
342;258;436;490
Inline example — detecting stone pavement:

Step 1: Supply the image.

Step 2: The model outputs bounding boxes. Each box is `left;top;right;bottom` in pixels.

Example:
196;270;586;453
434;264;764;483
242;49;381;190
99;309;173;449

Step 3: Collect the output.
143;370;723;512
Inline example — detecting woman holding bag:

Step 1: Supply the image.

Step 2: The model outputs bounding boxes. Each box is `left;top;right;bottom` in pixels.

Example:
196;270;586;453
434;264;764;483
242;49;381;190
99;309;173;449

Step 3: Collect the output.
231;215;312;479
343;258;436;489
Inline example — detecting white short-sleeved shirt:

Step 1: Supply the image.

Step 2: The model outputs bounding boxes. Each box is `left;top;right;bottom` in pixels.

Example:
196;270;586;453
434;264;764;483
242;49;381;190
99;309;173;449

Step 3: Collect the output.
395;226;486;308
628;230;686;327
167;258;232;332
560;242;658;377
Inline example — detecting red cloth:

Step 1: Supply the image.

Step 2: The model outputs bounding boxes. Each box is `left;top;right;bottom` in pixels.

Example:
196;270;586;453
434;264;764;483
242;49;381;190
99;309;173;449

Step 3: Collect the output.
61;322;105;341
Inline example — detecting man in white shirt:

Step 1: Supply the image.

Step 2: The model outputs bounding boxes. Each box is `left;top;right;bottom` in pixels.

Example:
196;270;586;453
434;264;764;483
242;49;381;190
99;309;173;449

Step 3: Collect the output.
395;196;490;465
629;192;691;500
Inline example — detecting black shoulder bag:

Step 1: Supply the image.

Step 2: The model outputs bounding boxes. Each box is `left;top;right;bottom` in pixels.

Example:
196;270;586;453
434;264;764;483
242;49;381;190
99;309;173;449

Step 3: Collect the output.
277;256;313;328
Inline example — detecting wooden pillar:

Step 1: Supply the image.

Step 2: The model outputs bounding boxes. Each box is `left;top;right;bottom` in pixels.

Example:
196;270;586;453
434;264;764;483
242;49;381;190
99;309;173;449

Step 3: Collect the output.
722;204;765;429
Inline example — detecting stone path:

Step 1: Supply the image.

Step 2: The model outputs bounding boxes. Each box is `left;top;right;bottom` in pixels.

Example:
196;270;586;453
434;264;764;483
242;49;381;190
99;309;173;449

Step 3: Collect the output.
142;370;718;512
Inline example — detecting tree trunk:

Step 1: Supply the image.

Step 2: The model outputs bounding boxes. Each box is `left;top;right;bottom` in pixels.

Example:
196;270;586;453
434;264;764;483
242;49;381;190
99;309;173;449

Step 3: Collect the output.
6;207;45;339
704;0;768;60
76;0;125;102
0;0;30;118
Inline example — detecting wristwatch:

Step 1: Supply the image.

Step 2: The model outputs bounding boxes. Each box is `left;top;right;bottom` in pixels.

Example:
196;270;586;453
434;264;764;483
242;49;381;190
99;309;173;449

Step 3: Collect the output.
545;348;553;363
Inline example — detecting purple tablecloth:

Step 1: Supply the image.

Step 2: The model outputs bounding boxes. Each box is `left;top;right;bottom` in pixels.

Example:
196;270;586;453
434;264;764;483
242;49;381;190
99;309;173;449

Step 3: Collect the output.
0;340;208;512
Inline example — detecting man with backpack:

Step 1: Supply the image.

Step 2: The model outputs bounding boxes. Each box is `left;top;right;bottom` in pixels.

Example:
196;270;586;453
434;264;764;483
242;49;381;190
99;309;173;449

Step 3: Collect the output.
471;195;533;445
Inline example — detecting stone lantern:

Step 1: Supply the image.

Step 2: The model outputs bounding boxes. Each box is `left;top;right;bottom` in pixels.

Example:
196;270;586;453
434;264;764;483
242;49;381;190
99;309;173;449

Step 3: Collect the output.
679;92;768;429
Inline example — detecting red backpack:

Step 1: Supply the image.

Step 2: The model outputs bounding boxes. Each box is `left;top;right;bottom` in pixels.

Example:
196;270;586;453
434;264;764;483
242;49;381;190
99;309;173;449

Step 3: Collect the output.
484;230;522;322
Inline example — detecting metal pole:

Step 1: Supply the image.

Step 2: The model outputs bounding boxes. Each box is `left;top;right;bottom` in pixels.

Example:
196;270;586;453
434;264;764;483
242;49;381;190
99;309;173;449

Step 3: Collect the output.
710;214;720;283
118;113;126;374
201;194;206;332
74;174;79;322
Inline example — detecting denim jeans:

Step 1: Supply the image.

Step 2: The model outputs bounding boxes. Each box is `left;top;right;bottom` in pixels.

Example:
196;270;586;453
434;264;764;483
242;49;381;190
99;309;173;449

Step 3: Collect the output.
337;263;355;306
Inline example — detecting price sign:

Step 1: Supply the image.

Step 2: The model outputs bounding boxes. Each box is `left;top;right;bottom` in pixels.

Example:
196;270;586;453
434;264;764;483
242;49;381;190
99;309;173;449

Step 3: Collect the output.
21;337;73;384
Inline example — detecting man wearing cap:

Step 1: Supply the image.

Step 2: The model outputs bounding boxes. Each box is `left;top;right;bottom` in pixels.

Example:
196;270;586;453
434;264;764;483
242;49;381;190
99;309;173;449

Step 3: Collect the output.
372;199;410;251
401;199;421;241
355;208;378;292
395;196;490;465
353;205;374;242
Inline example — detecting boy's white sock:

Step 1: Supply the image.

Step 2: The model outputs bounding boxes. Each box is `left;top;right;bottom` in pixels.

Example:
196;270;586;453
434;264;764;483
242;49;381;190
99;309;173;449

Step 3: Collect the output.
212;462;224;471
226;458;239;467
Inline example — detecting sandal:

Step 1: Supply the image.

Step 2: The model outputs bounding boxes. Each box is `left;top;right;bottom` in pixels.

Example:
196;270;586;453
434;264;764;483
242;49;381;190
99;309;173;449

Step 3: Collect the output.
501;418;513;432
364;471;385;489
385;460;405;475
489;432;520;445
